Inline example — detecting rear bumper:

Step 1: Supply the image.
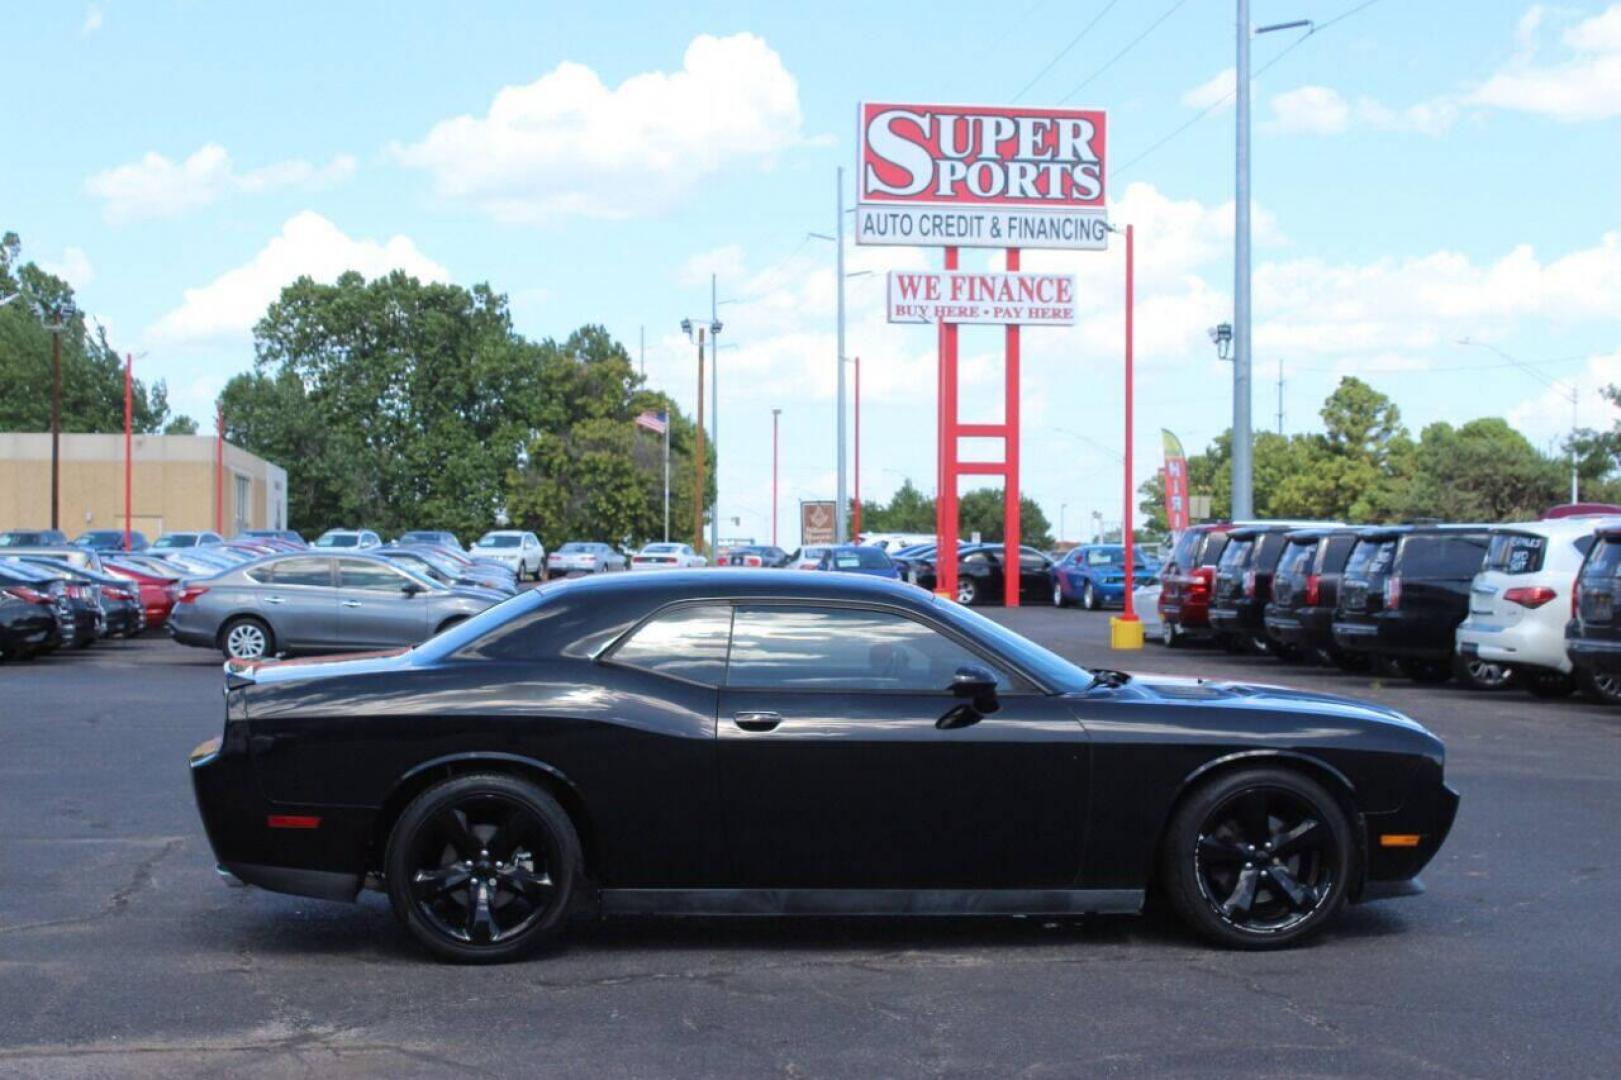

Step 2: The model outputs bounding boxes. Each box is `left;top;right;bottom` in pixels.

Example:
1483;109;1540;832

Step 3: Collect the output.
1209;598;1264;634
1332;613;1451;660
1566;635;1621;675
1264;605;1335;649
1161;596;1213;632
1456;616;1569;673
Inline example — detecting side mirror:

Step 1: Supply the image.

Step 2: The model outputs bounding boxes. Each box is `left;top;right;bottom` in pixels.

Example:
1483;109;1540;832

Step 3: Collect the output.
401;582;425;597
941;665;1000;727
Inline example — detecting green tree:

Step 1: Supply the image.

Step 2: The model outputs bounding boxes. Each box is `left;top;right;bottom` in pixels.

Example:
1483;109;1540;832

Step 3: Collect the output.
958;487;1053;548
1390;418;1566;521
859;478;935;533
0;230;180;434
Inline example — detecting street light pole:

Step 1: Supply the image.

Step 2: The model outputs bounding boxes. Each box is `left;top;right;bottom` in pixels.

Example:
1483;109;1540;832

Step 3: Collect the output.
772;408;781;547
836;165;849;543
51;311;63;530
710;274;720;557
853;355;862;540
1232;0;1254;521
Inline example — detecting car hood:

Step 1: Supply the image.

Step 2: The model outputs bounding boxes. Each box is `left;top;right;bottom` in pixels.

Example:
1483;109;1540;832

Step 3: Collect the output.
1108;673;1433;734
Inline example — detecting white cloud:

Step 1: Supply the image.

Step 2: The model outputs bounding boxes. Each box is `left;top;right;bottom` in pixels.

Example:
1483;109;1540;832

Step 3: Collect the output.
147;211;448;345
1181;67;1236;111
82;5;103;34
1264;85;1352;135
1468;3;1621;121
678;245;748;288
392;32;807;223
42;246;94;289
85;144;357;223
1507;349;1621;448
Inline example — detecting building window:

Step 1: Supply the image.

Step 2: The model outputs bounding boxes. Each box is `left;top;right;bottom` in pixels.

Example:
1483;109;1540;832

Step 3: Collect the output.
234;474;250;533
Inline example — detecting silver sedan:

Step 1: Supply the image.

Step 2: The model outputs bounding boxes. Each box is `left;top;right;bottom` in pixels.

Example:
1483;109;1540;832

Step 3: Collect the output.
166;552;506;660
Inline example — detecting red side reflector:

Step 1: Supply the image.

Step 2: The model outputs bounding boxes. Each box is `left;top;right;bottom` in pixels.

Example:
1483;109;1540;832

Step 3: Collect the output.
267;815;321;829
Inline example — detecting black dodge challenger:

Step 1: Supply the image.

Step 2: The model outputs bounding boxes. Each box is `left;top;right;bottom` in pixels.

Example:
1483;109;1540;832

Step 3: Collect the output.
190;570;1457;961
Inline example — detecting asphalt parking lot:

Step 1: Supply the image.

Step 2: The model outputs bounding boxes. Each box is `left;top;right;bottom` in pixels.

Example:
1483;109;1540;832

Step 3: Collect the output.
3;610;1619;1078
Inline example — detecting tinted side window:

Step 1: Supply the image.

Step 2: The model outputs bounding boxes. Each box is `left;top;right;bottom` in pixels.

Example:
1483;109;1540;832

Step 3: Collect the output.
857;548;892;569
1320;535;1356;574
1345;539;1398;578
610;604;733;685
1277;542;1316;578
339;560;408;592
1217;538;1252;569
1583;538;1621;577
1256;533;1289;569
1485;533;1547;574
1169;530;1201;570
1400;536;1488;578
265;558;333;587
1201;534;1230;567
727;605;1006;691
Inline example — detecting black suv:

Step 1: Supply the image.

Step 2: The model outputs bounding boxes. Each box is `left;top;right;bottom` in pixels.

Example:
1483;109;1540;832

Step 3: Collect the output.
1332;525;1490;682
1208;525;1298;653
1264;527;1363;665
1565;526;1621;704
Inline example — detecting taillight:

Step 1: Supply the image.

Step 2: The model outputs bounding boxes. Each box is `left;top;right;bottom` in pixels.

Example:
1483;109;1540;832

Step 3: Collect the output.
1572;578;1582;619
1503;585;1557;609
1304;574;1321;606
1191;567;1213;598
4;585;50;605
176;585;210;605
1243;570;1257;598
1384;576;1402;610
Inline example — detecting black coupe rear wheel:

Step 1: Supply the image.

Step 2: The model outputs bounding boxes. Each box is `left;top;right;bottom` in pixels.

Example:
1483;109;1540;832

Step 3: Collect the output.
1162;768;1351;949
385;774;581;963
1574;667;1621;705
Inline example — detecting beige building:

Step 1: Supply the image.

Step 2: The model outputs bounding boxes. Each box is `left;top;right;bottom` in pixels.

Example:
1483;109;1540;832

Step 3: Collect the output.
0;433;288;538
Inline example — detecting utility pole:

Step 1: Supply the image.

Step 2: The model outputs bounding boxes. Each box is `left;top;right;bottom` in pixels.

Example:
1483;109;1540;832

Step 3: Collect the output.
772;408;781;547
50;310;63;530
710;275;720;557
1276;356;1284;435
835;165;849;543
1232;0;1254;520
695;328;705;553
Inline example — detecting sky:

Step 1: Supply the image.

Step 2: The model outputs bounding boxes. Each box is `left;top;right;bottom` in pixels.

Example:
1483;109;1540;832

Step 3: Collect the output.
5;0;1620;547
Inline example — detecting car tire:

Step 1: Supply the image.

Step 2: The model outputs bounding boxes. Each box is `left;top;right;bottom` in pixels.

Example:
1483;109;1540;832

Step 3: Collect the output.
385;773;582;964
1456;656;1514;691
1053;581;1068;608
957;578;981;606
1397;657;1452;684
1573;666;1621;705
1162;621;1183;648
219;616;273;661
1083;582;1098;611
1521;670;1575;699
1161;767;1353;950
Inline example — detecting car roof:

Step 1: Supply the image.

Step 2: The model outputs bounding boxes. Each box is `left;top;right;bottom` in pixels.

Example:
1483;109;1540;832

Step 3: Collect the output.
535;567;927;604
1492;516;1621;540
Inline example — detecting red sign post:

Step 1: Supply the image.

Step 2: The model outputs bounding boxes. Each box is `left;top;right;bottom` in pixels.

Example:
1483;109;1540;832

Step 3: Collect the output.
859;101;1107;607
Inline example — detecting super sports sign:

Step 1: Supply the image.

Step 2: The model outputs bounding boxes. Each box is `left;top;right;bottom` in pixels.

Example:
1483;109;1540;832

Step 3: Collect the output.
856;102;1109;250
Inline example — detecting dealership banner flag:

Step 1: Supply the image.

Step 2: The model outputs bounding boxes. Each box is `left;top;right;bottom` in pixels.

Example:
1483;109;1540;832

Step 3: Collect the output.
1162;430;1190;532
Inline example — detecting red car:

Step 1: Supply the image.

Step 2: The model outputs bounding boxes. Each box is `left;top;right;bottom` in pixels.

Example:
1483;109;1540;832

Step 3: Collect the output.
1158;523;1237;646
103;558;180;630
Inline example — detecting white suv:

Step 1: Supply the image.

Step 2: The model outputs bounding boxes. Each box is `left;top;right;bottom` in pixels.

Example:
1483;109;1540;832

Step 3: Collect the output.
1456;517;1621;696
470;530;545;581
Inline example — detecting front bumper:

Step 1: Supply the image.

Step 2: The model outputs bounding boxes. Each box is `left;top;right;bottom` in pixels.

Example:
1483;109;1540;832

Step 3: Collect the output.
1359;780;1461;897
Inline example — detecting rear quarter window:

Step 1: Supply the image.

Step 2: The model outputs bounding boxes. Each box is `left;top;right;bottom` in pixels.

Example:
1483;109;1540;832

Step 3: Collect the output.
1399;535;1488;578
1217;538;1253;570
1345;539;1397;579
1583;538;1621;578
1485;533;1547;575
1319;535;1356;574
1276;542;1316;577
1201;534;1231;567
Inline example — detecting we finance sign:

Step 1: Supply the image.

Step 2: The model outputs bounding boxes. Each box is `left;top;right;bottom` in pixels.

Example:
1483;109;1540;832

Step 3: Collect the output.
887;271;1076;326
857;102;1108;250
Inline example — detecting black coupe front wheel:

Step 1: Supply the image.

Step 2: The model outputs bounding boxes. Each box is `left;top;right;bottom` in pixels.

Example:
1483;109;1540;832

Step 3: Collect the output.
1161;768;1352;949
385;774;582;963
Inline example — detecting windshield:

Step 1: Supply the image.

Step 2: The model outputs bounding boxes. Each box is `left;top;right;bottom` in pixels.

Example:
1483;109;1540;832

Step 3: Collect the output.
315;533;359;548
933;597;1093;692
559;543;589;553
152;534;195;549
478;534;521;548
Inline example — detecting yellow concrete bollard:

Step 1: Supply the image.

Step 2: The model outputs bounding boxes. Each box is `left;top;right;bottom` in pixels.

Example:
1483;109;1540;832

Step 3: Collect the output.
1110;615;1145;650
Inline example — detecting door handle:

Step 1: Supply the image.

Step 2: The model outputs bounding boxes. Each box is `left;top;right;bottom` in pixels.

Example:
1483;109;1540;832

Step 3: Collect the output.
733;711;782;732
340;600;362;608
264;596;286;605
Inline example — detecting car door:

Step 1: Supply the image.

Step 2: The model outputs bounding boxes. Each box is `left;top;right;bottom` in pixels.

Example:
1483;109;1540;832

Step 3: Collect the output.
256;556;338;650
716;602;1088;889
335;558;429;647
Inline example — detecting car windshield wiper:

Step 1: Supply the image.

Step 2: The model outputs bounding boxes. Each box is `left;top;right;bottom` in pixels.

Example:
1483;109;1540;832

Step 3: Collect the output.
1086;668;1133;690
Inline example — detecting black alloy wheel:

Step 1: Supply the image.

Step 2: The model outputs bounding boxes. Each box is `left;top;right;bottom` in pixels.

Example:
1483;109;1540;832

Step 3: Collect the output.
1457;656;1514;691
1162;768;1351;949
385;774;581;963
1573;666;1621;705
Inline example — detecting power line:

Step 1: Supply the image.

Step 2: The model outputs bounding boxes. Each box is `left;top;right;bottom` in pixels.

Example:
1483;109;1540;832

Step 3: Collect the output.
1112;0;1386;179
1011;0;1120;103
1060;0;1194;104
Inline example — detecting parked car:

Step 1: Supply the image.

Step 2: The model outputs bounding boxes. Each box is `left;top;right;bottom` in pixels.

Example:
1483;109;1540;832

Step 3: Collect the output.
546;541;624;577
789;545;832;571
397;530;462;551
1158;524;1237;646
0;545;106;574
1;558;102;647
1052;544;1160;610
1209;525;1321;654
152;530;225;550
238;529;307;547
376;546;517;595
912;544;1056;606
471;531;546;581
1454;518;1615;698
189;570;1458;960
1332;525;1492;684
19;559;145;638
0;529;69;547
1264;528;1364;666
1563;524;1621;704
727;545;791;568
0;560;76;652
167;552;505;660
1133;581;1164;639
422;543;519;583
103;557;181;628
75;529;149;552
630;542;707;569
1;580;60;659
313;529;382;550
857;532;938;552
813;545;901;579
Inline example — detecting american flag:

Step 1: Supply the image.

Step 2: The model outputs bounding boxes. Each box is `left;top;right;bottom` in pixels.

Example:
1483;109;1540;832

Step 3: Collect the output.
634;410;668;435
